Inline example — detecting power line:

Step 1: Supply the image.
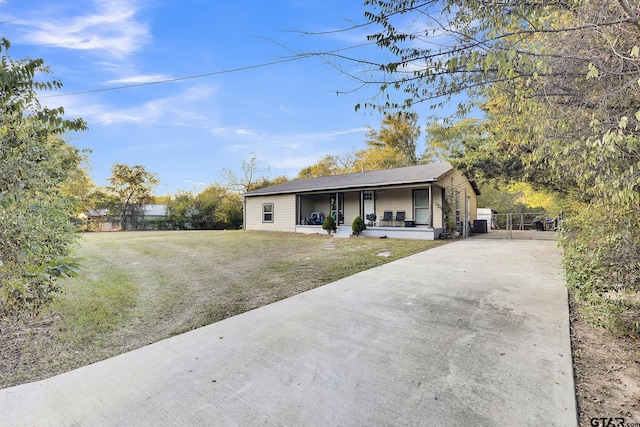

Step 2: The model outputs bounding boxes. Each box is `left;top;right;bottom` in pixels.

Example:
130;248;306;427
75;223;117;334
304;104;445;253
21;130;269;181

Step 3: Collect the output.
40;56;304;98
39;37;381;99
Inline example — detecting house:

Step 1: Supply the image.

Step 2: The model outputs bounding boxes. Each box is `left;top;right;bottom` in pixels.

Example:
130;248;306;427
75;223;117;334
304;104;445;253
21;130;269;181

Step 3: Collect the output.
83;204;168;231
242;162;480;240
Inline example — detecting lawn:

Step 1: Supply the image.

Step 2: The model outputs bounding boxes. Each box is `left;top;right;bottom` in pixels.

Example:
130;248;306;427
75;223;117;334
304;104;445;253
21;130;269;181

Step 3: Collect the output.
1;230;445;387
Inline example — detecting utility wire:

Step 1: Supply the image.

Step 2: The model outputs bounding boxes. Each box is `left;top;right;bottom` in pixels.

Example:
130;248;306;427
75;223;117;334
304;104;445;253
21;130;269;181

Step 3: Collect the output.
40;36;380;99
40;56;304;98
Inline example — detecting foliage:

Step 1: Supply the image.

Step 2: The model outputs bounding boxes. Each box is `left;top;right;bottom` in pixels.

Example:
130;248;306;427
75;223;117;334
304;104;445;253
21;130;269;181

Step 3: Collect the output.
59;152;98;232
561;203;640;335
352;216;367;235
298;113;423;178
309;0;640;333
164;185;243;230
105;163;159;231
359;112;421;168
0;38;87;318
322;214;337;234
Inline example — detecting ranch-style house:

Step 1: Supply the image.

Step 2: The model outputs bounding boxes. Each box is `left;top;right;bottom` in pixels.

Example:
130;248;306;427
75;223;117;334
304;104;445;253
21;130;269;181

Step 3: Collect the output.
242;162;480;240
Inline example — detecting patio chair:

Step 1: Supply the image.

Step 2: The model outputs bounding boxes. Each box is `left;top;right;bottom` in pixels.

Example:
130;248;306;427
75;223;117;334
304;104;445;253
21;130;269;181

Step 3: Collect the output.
394;211;405;227
380;210;393;226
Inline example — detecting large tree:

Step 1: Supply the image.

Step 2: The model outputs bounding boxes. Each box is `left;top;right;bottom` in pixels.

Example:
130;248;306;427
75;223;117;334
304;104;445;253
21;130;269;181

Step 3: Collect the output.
106;163;159;231
0;39;87;318
297;113;422;178
306;0;640;333
322;0;640;202
363;112;420;165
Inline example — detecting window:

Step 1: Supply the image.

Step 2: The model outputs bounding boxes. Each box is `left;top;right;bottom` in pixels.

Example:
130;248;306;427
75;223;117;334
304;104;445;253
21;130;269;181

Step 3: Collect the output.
262;203;273;222
413;189;429;225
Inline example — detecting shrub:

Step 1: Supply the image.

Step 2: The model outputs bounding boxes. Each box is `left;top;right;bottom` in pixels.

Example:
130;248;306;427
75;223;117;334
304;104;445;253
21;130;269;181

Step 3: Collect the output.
560;203;640;336
352;216;366;235
322;215;337;235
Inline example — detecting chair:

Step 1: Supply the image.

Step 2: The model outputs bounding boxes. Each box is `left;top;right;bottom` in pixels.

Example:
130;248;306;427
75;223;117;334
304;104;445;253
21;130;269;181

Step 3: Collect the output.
380;210;393;226
365;213;376;226
394;211;405;227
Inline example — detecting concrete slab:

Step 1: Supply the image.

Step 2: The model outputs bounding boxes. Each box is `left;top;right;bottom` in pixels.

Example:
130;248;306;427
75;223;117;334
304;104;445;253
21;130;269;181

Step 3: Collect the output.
0;239;577;426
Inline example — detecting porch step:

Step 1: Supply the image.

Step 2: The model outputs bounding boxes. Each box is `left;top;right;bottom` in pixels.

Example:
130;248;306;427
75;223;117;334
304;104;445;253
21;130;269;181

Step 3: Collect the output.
334;226;352;238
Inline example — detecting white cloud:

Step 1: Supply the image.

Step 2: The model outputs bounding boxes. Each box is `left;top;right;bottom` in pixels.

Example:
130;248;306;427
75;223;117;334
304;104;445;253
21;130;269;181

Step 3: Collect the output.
106;74;171;84
10;0;150;59
61;83;219;126
184;180;208;187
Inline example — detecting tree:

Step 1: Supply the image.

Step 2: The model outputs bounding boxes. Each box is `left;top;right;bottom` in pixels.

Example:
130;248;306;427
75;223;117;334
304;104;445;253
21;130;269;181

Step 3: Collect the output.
0;38;87;318
165;185;243;230
351;112;421;172
59;149;96;228
222;153;289;193
297;114;422;179
106;163;159;231
296;154;355;179
165;191;196;230
319;0;639;333
366;112;420;164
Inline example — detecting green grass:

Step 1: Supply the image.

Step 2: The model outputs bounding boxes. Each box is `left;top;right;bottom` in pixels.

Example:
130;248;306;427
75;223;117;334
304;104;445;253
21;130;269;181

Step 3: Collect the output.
1;230;445;387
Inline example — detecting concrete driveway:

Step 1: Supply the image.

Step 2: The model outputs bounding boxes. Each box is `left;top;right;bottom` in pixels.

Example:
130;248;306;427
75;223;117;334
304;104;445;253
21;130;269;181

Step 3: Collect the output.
1;239;577;426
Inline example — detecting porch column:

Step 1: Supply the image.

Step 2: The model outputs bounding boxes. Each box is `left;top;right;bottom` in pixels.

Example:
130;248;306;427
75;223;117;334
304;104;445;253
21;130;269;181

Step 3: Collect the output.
428;185;433;227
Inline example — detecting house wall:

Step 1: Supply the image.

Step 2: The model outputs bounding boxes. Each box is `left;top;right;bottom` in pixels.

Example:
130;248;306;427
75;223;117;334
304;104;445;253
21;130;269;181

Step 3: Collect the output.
375;188;413;222
244;194;297;232
437;169;478;224
432;187;444;228
343;192;360;225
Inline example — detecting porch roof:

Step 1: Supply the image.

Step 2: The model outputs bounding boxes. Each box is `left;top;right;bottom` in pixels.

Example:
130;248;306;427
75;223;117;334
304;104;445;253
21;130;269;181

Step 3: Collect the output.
243;162;461;197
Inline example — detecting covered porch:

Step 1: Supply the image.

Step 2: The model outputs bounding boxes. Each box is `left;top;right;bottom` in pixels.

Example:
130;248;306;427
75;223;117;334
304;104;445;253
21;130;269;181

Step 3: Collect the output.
294;185;446;240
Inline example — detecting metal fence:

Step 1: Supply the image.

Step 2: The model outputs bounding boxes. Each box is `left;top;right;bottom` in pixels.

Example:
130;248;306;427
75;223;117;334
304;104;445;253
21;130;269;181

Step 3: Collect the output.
480;212;562;240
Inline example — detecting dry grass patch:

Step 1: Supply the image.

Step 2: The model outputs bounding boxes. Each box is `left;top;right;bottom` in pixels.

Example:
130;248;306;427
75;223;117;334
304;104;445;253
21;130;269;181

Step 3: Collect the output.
1;230;445;387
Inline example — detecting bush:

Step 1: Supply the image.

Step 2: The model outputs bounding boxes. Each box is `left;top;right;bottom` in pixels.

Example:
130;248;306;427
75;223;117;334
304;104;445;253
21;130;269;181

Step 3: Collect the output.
560;203;640;336
352;216;366;235
322;215;337;235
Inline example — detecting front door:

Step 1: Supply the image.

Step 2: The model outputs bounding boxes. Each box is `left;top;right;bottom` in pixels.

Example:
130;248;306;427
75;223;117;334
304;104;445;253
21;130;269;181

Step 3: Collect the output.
363;191;375;224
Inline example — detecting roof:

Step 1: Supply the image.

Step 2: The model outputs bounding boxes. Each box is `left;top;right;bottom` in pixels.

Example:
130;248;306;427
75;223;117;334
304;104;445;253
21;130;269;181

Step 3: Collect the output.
144;204;168;217
86;205;168;217
243;162;473;196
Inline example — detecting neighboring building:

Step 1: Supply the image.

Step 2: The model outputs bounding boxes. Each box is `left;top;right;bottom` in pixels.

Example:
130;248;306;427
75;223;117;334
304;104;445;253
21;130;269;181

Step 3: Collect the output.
242;162;480;240
83;204;168;231
84;209;114;232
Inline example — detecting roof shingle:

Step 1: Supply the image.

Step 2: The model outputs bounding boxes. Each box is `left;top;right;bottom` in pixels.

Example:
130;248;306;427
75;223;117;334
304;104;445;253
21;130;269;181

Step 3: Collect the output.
243;162;454;196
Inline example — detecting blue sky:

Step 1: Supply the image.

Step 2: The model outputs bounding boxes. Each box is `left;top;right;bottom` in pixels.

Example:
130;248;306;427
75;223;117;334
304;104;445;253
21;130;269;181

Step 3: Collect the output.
1;0;452;195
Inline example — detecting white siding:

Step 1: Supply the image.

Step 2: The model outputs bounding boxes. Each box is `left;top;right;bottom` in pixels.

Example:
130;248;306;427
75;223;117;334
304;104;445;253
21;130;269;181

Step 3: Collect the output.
375;188;413;223
244;195;297;232
432;187;444;228
343;192;360;225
